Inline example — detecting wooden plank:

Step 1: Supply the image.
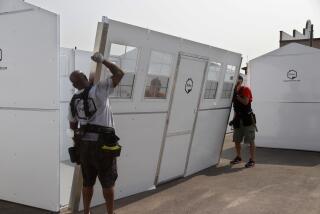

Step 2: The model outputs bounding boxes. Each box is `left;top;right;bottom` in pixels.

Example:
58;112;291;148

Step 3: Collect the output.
68;20;109;213
91;21;109;83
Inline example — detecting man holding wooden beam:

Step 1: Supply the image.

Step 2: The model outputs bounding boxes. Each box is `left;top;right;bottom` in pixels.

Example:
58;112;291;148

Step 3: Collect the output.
68;52;124;214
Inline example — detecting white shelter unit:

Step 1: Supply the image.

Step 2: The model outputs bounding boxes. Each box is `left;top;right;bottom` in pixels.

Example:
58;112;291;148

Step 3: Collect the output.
249;43;320;152
63;20;242;210
0;0;242;212
0;0;60;211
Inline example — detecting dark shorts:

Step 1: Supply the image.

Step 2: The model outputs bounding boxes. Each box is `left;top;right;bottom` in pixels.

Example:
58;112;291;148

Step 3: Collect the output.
80;140;118;188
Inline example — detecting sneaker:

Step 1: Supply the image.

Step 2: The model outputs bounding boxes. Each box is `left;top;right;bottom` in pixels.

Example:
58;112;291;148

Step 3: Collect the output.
245;159;255;168
230;156;242;165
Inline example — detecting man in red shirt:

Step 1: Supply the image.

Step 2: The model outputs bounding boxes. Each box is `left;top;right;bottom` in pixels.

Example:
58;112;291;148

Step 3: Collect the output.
229;75;256;168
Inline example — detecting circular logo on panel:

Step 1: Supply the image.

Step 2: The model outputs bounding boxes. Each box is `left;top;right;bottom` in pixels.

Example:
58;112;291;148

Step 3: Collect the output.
185;78;193;94
287;69;297;80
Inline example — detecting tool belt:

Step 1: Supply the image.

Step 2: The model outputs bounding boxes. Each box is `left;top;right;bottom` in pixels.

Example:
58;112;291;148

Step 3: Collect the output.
68;146;80;164
230;112;257;129
81;124;115;134
69;124;121;163
81;124;122;158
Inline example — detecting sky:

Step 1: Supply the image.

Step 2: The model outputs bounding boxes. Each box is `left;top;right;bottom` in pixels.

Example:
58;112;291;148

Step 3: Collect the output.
26;0;320;65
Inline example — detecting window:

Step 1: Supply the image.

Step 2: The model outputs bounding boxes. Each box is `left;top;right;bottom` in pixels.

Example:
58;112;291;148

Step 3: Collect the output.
144;51;173;99
108;43;138;98
204;62;221;99
221;65;236;99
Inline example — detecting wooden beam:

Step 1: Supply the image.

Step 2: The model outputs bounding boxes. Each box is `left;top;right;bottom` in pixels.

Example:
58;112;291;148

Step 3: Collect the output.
68;165;83;213
92;21;109;83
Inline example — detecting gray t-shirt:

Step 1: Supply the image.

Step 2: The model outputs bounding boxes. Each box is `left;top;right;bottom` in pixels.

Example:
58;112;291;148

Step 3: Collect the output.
68;78;115;140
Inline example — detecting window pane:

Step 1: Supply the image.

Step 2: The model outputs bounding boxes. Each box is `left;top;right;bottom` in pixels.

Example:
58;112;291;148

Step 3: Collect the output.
204;90;210;99
120;86;133;98
110;43;126;56
120;73;135;86
110;73;135;99
221;65;236;99
108;43;138;99
109;44;138;74
145;51;173;99
221;82;234;99
148;51;173;76
204;80;218;99
224;65;236;82
207;62;221;81
148;63;163;76
204;62;221;100
145;75;169;99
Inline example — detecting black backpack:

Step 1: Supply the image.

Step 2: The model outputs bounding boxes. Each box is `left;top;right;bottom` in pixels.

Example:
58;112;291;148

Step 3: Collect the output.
70;85;96;119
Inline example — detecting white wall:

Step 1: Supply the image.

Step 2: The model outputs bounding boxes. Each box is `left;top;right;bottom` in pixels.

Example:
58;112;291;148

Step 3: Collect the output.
0;1;60;211
186;108;230;176
250;43;320;151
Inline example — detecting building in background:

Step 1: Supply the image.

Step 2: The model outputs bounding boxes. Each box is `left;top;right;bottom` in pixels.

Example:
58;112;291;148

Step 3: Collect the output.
280;20;320;49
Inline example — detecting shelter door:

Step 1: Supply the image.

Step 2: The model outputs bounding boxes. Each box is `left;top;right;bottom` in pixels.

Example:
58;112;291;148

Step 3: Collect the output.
157;54;207;183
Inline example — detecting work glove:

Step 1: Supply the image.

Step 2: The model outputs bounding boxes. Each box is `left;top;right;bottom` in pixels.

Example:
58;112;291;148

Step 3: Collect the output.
91;52;104;63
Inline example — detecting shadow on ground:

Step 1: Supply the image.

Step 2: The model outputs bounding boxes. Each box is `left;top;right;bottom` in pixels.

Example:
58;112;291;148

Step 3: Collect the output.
0;200;54;214
222;142;320;167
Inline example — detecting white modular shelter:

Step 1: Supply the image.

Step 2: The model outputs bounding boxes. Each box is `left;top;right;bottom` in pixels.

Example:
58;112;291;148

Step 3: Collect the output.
249;43;320;151
72;19;242;209
0;0;60;211
0;0;242;211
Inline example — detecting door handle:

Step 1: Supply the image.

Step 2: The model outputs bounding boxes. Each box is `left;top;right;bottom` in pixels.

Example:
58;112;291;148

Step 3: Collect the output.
0;49;2;62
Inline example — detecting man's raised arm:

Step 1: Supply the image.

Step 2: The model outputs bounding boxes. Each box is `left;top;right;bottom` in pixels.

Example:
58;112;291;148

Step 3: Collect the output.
91;52;124;87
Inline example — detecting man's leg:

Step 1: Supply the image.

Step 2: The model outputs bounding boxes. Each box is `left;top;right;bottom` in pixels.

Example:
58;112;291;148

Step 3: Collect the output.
98;156;118;214
231;126;243;164
249;142;256;161
80;141;97;214
103;186;115;214
244;125;256;168
83;186;94;214
235;142;242;158
230;141;242;164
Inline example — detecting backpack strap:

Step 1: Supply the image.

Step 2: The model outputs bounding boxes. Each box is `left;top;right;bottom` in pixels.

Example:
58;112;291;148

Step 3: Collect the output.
69;85;93;118
70;94;80;118
82;85;93;118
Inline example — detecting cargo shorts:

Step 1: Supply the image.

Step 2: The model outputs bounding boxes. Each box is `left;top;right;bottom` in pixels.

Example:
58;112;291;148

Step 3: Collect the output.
233;120;256;144
80;140;118;188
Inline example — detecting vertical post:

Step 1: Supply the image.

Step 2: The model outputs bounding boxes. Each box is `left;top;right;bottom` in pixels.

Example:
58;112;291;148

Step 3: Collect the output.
68;165;83;213
68;19;109;213
310;25;314;47
92;21;109;84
